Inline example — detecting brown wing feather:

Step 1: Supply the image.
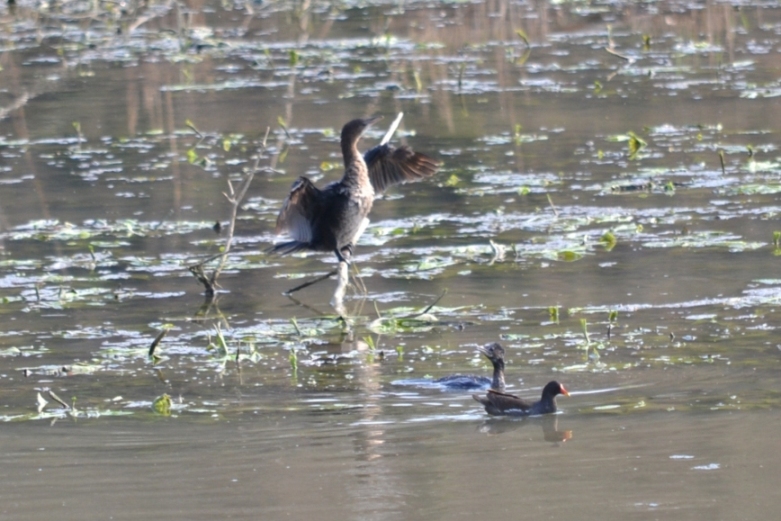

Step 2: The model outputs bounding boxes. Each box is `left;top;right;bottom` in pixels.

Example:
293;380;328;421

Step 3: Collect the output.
484;389;534;411
275;177;322;242
365;144;440;194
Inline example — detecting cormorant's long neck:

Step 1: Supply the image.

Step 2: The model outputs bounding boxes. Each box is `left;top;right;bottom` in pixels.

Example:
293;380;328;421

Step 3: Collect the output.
340;135;369;189
491;360;505;391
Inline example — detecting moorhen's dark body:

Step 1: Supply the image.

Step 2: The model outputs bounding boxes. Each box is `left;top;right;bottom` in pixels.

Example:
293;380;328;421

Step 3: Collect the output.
273;116;440;263
435;342;506;391
473;381;569;416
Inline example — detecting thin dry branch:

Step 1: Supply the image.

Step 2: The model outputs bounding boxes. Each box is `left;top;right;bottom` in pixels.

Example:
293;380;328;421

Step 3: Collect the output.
547;193;559;218
406;289;448;318
283;269;338;295
188;127;272;297
126;0;176;34
604;46;634;62
148;329;168;358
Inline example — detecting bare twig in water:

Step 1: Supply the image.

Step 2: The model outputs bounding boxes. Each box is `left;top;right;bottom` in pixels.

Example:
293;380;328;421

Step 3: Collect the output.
126;0;176;34
290;316;302;336
407;289;448;318
47;390;70;410
149;329;168;359
488;239;505;264
604;45;635;82
604;46;633;62
284;294;331;317
0;91;30;120
350;262;368;295
188;127;272;297
547;193;559;218
283;269;339;295
185;120;204;139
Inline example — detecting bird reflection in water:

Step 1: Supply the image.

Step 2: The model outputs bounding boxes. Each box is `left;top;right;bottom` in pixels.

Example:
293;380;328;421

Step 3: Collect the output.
477;415;573;445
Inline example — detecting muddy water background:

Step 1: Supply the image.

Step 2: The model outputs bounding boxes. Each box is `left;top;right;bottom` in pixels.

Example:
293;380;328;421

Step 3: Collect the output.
2;0;781;519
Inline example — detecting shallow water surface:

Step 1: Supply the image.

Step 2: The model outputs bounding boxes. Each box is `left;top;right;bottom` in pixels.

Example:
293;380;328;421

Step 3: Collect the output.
1;0;781;519
4;407;781;520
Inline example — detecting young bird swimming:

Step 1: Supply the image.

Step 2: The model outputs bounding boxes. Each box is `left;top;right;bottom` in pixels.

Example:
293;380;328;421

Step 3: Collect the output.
434;342;506;391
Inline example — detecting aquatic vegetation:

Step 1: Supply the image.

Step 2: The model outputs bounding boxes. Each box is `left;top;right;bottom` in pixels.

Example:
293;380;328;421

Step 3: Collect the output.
152;394;173;416
0;0;780;427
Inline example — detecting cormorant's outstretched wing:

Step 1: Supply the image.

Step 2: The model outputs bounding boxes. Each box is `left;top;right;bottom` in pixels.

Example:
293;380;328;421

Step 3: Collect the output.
364;144;440;194
275;176;322;243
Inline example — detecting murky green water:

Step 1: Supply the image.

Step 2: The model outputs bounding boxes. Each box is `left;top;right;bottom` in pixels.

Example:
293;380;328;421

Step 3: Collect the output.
2;0;781;519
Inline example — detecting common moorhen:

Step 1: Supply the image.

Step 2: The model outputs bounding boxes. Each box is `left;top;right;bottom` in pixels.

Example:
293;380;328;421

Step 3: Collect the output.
473;380;569;416
435;342;506;391
272;115;440;264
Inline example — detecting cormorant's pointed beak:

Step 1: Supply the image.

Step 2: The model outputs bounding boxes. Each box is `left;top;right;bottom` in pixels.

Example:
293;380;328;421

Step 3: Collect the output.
477;345;490;359
366;115;383;126
560;385;570;397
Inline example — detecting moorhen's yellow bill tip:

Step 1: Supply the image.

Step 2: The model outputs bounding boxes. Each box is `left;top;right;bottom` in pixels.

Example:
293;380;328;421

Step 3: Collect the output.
560;384;570;397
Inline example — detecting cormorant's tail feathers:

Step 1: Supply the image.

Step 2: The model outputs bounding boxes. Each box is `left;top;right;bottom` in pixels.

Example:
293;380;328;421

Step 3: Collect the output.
472;393;489;406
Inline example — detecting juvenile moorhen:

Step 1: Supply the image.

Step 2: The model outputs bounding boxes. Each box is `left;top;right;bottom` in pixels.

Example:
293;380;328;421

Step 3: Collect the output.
272;115;440;265
435;342;506;391
473;380;569;416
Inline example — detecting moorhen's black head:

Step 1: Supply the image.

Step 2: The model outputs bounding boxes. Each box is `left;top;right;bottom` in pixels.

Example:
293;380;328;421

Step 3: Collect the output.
478;342;505;366
341;116;382;146
541;381;569;399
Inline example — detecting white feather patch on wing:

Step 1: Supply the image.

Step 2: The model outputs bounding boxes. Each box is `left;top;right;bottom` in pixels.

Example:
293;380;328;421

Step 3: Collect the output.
284;209;312;243
276;177;319;243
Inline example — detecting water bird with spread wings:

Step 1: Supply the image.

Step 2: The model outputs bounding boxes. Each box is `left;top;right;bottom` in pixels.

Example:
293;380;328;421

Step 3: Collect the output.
272;114;440;266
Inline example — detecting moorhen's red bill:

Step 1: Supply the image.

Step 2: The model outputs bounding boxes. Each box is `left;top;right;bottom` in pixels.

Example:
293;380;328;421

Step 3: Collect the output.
473;381;569;416
272;115;440;264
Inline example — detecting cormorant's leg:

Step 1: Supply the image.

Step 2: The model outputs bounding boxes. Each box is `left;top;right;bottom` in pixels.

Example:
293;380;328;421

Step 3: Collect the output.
336;244;367;296
331;261;349;316
335;244;354;264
